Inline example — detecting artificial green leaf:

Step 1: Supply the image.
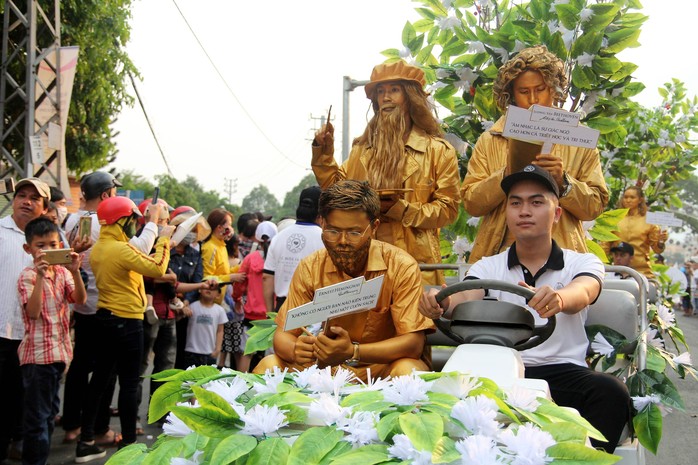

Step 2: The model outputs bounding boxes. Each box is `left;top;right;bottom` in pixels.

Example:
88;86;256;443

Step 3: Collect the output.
105;443;147;465
605;28;641;53
536;400;605;441
633;404;662;454
318;440;353;465
245;323;276;354
593;57;623;76
585;4;621;32
555;4;579;30
547;442;621;464
329;444;390;465
171;405;239;438
191;386;239;418
588;227;621;242
402;21;417;48
571;65;596;89
287;426;344;465
247;437;290;465
399;411;443;451
645;347;667;373
376;411;401;441
150;369;182;381
586;117;620;134
341;390;384;408
210;434;257;465
148;381;185;424
142;439;183;465
156;365;220;383
541;421;588;444
431;436;460;464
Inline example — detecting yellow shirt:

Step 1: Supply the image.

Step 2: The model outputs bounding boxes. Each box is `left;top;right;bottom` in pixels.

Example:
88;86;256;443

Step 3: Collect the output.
312;127;461;285
276;240;435;346
604;213;663;278
201;235;229;303
462;115;609;262
91;224;169;319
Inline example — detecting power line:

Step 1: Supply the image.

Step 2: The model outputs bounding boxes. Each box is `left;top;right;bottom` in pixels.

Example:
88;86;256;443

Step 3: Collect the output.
171;0;305;169
128;70;174;176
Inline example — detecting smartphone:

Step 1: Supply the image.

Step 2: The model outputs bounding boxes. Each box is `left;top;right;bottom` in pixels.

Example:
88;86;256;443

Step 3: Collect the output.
78;216;92;240
0;178;15;195
152;187;160;204
43;248;73;265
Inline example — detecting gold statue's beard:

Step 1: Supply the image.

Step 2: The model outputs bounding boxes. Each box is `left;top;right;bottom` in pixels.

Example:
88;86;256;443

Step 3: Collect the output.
367;107;407;190
324;239;371;277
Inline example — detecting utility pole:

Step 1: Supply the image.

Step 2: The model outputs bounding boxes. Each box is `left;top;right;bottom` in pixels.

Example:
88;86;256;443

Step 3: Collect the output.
342;76;368;162
307;109;333;142
223;177;237;203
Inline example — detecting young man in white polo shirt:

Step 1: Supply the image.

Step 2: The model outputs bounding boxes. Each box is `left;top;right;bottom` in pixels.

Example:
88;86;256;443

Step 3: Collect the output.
419;164;630;453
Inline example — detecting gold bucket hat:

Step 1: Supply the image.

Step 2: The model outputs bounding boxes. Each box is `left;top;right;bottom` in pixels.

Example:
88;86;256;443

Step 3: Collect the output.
364;61;426;99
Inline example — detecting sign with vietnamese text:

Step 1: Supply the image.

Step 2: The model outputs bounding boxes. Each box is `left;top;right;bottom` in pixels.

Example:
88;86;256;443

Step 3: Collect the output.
646;211;683;228
503;105;600;149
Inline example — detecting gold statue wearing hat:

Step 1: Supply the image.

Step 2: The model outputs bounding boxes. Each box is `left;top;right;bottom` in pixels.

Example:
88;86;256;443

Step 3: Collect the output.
461;45;609;262
311;61;461;285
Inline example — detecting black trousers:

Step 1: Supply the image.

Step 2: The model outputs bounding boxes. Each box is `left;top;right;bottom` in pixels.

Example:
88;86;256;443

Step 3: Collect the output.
0;337;22;461
526;363;631;453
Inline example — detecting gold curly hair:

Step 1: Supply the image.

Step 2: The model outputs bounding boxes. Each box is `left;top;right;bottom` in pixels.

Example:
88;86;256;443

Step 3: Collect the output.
493;45;567;111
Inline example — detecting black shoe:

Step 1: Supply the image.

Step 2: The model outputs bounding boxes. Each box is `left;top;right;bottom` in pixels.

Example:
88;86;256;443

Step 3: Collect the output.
75;442;106;463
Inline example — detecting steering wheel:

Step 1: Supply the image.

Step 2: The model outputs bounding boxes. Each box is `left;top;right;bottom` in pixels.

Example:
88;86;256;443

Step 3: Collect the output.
434;279;556;351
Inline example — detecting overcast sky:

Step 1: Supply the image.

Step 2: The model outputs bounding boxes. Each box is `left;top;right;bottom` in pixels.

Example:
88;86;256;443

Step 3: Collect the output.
110;0;698;205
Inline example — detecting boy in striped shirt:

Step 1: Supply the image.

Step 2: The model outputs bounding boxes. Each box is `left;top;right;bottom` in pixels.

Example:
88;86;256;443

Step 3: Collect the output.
17;217;86;465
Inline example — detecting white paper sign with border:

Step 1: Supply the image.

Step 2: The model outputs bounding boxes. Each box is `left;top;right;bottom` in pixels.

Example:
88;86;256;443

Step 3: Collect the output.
503;104;600;152
646;211;683;228
283;275;384;331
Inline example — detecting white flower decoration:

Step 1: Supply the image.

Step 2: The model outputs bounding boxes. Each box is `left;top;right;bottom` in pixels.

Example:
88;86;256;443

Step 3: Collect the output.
436;68;451;79
252;366;287;394
505;385;541;412
204;377;250;405
468;41;486;54
437;15;461;31
499;423;555;465
640;142;650;150
647;328;665;349
580;8;594;22
673;352;693;367
656;304;676;328
481;120;494;131
307;366;357;395
432;373;481;399
455;434;505;465
163;411;194;437
443;133;468;155
171;451;204;465
382;372;433;405
453;237;473;257
451;395;501;437
387;434;433;465
337;410;380;446
240;404;288;437
399;47;412;59
576;52;595;68
591;333;615;357
307;393;351;426
291;364;320;388
631;394;662;412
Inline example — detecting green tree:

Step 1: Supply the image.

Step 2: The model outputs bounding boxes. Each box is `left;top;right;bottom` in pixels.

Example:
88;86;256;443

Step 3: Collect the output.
241;185;280;218
277;173;319;219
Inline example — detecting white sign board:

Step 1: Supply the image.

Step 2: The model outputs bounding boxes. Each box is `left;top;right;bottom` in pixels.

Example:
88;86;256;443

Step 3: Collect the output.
503;105;600;149
29;135;44;164
646;211;683;228
283;275;384;331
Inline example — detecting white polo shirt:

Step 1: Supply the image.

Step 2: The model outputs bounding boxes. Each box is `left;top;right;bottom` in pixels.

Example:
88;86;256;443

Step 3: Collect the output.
0;215;33;340
467;241;604;367
263;221;324;298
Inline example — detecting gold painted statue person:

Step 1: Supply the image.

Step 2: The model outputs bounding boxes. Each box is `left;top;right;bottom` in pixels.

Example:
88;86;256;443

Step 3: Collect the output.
311;61;461;285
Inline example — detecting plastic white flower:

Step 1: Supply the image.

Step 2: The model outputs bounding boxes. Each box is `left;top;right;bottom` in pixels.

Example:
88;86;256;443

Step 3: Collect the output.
252;366;287;394
580;8;594;22
399;47;412;59
505;385;541;412
632;394;661;412
307;366;357;395
171;450;204;465
240;404;288;437
337;410;380;446
163;411;194;437
450;395;501;437
591;333;615;357
453;237;473;257
640;142;650;150
382;372;433;405
474;0;494;8
673;352;693;367
455;67;478;90
513;40;527;53
291;364;320;388
443;133;468;156
647;328;665;349
431;373;481;399
581;220;595;240
492;47;509;63
204;377;250;405
427;82;448;94
468;41;486;54
307;393;351;426
387;434;433;465
499;423;555;465
656;304;676;327
455;434;505;465
576;52;595;68
481;120;494;131
437;15;461;31
676;134;687;143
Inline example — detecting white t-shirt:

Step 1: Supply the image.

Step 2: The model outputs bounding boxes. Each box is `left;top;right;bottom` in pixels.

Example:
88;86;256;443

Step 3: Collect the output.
185;300;227;355
263;222;324;297
467;242;604;368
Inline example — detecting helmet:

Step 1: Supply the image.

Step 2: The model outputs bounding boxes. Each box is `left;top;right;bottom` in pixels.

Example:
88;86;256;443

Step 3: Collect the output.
137;198;170;224
97;196;142;225
80;171;122;201
171;205;195;220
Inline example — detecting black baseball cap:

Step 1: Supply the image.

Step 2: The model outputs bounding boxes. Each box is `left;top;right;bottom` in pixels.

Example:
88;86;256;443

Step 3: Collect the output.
501;164;560;198
610;242;634;256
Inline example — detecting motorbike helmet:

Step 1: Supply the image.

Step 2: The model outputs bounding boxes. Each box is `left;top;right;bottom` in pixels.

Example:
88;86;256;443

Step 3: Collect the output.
171;205;195;220
80;172;122;201
137;198;171;224
97;196;142;225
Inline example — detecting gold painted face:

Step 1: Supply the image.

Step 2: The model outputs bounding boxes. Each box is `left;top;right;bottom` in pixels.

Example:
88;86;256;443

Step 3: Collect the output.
375;81;409;118
622;189;641;211
321;210;374;276
512;70;554;109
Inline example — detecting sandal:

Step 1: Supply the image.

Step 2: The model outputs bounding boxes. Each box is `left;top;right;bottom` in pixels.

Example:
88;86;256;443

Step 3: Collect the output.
95;429;122;447
136;421;145;436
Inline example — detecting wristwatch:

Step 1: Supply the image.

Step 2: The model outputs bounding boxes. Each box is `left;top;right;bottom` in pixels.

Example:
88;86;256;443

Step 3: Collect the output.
560;171;572;197
345;342;360;367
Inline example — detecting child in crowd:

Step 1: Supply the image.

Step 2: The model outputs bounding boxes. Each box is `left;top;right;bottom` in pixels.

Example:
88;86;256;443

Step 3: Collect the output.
185;281;228;367
18;217;87;465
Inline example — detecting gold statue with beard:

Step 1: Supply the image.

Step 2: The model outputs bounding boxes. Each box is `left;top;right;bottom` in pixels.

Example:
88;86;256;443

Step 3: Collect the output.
312;61;461;285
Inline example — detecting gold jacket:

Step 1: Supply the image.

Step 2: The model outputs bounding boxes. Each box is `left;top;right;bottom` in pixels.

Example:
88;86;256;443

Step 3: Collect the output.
462;115;609;262
312;127;461;284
